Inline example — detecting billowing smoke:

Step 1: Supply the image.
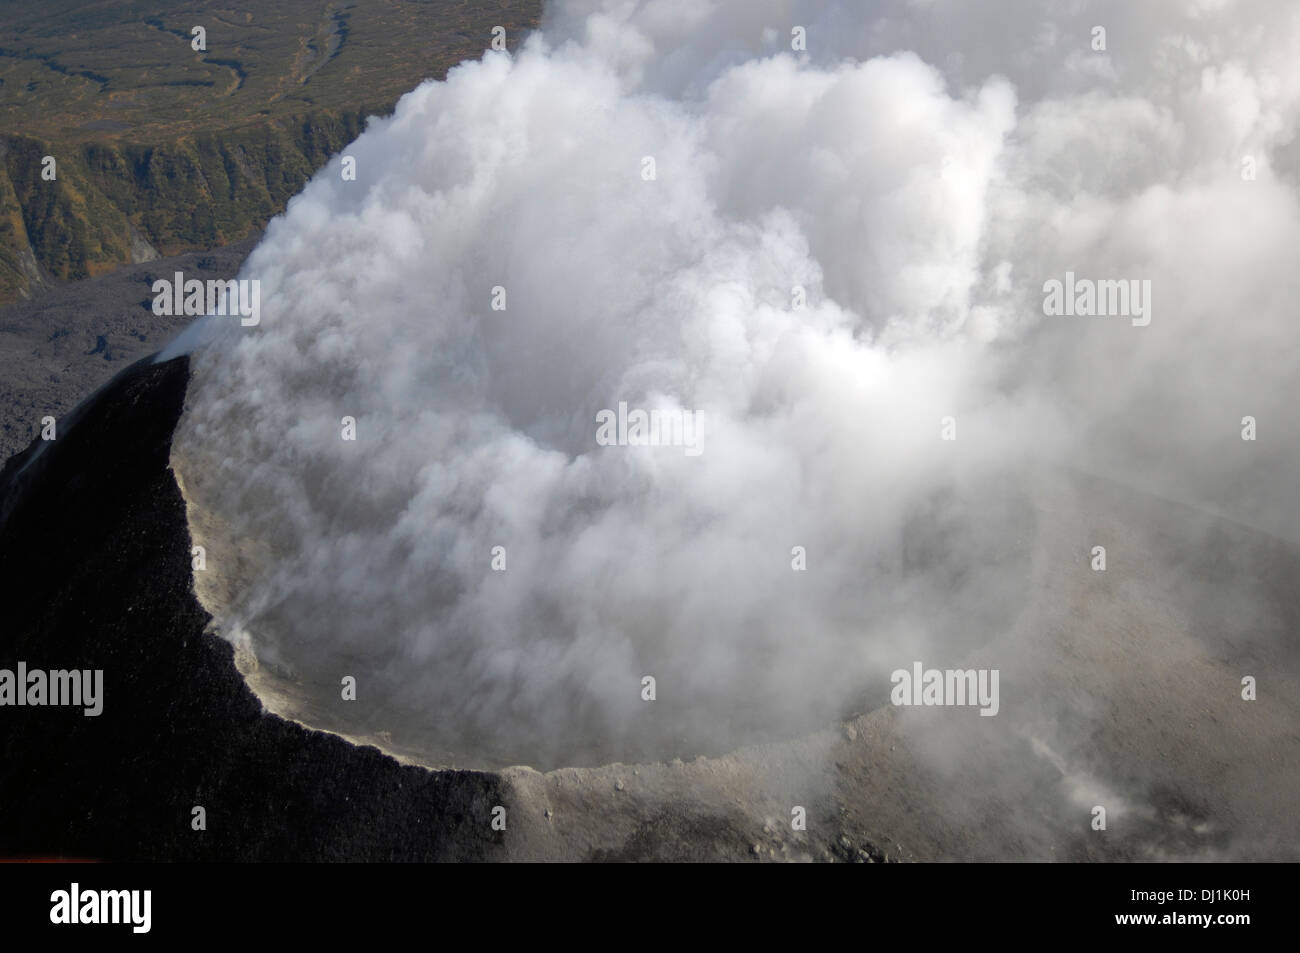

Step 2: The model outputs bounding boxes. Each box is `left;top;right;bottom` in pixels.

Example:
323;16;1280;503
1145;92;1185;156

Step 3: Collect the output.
172;0;1300;780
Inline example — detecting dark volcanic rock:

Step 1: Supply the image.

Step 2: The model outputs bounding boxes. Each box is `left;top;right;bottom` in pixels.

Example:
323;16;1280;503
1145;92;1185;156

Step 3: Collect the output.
0;354;505;861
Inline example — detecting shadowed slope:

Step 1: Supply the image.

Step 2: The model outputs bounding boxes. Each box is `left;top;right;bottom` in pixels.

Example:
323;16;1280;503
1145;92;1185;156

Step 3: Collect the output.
0;354;505;861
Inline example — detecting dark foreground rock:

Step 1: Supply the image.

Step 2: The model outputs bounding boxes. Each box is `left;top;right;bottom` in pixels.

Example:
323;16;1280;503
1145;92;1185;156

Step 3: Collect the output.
0;354;505;861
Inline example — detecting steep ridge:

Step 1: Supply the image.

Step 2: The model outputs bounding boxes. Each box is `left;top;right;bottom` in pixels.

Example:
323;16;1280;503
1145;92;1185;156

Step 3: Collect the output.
0;0;545;306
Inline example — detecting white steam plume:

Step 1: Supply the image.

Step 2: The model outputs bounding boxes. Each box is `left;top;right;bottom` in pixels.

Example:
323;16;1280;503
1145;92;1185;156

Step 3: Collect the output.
172;0;1300;773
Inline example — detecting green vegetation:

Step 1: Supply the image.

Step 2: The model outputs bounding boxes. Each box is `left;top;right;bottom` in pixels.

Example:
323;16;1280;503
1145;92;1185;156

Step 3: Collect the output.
0;0;542;304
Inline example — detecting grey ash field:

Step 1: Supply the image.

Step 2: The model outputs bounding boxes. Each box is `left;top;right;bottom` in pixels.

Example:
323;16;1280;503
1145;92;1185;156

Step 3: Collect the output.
2;0;1300;863
0;236;256;460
